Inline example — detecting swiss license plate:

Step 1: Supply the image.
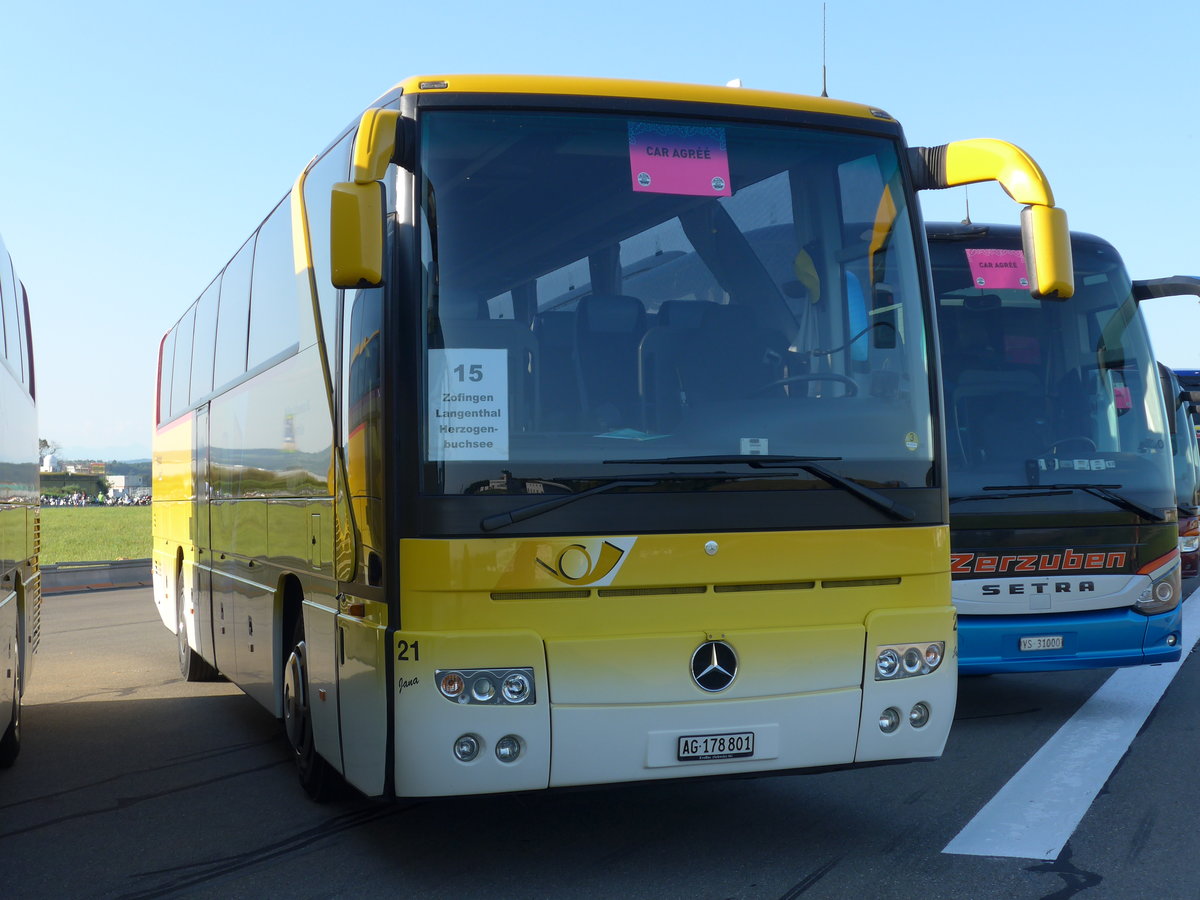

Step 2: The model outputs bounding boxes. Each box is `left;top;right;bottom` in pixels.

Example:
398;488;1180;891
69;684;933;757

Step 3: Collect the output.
1020;635;1064;651
677;731;755;761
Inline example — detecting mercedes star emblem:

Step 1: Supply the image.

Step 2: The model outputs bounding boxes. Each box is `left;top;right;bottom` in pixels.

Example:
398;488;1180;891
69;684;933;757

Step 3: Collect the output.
691;640;738;692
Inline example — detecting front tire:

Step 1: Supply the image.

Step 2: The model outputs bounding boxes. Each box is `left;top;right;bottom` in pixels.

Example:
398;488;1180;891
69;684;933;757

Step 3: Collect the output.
283;615;338;800
177;566;217;682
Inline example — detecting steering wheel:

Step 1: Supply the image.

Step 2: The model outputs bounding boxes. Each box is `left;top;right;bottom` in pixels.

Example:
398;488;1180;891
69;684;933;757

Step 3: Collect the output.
1049;436;1098;454
748;373;858;398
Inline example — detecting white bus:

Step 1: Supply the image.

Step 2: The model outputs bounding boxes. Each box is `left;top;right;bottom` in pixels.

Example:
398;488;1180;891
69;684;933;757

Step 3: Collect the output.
0;230;40;768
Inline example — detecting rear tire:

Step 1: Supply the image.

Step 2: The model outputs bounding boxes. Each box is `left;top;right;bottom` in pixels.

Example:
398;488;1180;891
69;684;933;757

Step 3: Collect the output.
177;565;216;682
283;615;339;800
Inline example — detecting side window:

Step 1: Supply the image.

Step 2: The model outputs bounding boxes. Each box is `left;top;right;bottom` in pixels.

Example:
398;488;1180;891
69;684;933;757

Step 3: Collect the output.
170;306;196;417
303;130;354;367
0;250;15;364
212;236;255;390
190;277;221;401
5;263;20;378
486;292;514;320
21;286;34;398
13;275;27;386
343;287;383;443
159;326;177;424
247;194;301;370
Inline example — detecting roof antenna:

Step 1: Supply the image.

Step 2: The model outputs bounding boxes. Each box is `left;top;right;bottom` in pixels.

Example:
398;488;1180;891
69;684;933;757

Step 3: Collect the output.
821;3;829;98
962;185;972;225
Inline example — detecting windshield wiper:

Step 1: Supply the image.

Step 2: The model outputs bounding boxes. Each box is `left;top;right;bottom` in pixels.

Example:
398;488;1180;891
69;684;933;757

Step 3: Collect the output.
962;483;1167;522
605;455;916;521
479;471;781;532
951;490;1073;503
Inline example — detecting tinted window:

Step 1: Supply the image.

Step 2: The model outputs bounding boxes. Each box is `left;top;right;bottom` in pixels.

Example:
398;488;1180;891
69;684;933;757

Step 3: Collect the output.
420;110;931;498
159;326;177;424
5;261;21;379
344;287;383;442
247;194;301;369
303;131;353;369
0;250;14;363
21;286;34;398
931;230;1173;504
213;236;255;389
190;277;221;401
14;278;27;386
170;306;196;417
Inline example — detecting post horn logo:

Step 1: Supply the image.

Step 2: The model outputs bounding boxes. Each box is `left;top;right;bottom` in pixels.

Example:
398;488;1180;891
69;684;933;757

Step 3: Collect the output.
535;537;636;587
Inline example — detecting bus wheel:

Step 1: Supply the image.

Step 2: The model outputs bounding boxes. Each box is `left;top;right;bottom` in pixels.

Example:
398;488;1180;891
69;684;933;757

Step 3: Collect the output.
0;651;21;768
177;567;216;682
283;616;337;800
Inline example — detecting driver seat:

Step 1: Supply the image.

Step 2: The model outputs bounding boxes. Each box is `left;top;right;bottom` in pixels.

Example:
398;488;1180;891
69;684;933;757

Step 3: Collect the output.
663;304;787;418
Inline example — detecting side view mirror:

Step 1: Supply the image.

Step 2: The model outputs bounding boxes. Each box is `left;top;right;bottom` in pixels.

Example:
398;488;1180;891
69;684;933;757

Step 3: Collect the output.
330;108;412;289
910;138;1074;299
330;182;385;288
1020;205;1073;301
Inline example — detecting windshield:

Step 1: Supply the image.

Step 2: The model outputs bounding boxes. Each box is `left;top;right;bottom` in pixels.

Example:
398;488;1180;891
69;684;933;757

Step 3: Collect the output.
930;228;1173;506
418;108;933;496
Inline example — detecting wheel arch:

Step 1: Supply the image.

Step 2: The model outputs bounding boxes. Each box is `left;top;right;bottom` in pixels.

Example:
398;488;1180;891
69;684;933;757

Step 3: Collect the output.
276;573;306;715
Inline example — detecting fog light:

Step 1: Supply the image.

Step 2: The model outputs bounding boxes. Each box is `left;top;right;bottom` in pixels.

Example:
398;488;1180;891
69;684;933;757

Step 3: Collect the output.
909;702;931;728
924;643;943;669
471;676;495;702
879;707;901;733
495;735;522;763
440;672;465;699
902;647;922;673
453;734;480;762
1167;633;1179;646
502;672;531;703
876;649;900;679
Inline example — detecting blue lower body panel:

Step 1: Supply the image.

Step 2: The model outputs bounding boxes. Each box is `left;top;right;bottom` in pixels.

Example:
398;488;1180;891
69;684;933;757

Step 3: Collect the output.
958;606;1183;675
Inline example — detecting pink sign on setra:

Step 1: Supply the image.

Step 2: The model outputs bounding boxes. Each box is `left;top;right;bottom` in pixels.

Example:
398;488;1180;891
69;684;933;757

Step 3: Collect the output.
964;248;1030;290
628;121;732;197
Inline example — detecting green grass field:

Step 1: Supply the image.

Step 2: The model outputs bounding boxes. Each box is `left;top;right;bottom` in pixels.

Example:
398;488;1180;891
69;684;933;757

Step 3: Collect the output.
40;506;152;564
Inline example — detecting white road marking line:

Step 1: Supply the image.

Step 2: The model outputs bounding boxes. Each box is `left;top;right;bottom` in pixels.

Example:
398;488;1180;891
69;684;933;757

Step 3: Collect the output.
943;595;1199;861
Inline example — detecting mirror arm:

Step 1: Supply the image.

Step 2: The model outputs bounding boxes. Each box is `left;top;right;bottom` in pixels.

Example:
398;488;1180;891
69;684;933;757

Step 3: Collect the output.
1132;276;1200;303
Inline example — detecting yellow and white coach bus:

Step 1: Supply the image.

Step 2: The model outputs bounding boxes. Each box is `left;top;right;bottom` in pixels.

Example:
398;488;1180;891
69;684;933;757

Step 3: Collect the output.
152;75;1073;799
0;230;40;768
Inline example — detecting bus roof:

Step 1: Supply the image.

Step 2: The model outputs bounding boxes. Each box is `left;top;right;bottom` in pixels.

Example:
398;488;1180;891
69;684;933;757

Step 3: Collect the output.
384;74;895;123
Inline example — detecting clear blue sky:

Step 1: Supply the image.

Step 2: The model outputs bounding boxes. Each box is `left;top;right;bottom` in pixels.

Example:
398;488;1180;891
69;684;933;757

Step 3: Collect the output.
2;1;1198;458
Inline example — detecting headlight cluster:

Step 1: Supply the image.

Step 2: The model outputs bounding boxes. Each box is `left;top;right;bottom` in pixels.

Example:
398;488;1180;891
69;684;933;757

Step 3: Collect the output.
873;642;944;681
1180;515;1200;554
1135;556;1181;616
437;668;536;705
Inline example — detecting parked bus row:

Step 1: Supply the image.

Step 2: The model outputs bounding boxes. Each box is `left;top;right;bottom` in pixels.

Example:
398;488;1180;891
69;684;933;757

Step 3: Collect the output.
0;75;1190;793
0;72;1189;792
